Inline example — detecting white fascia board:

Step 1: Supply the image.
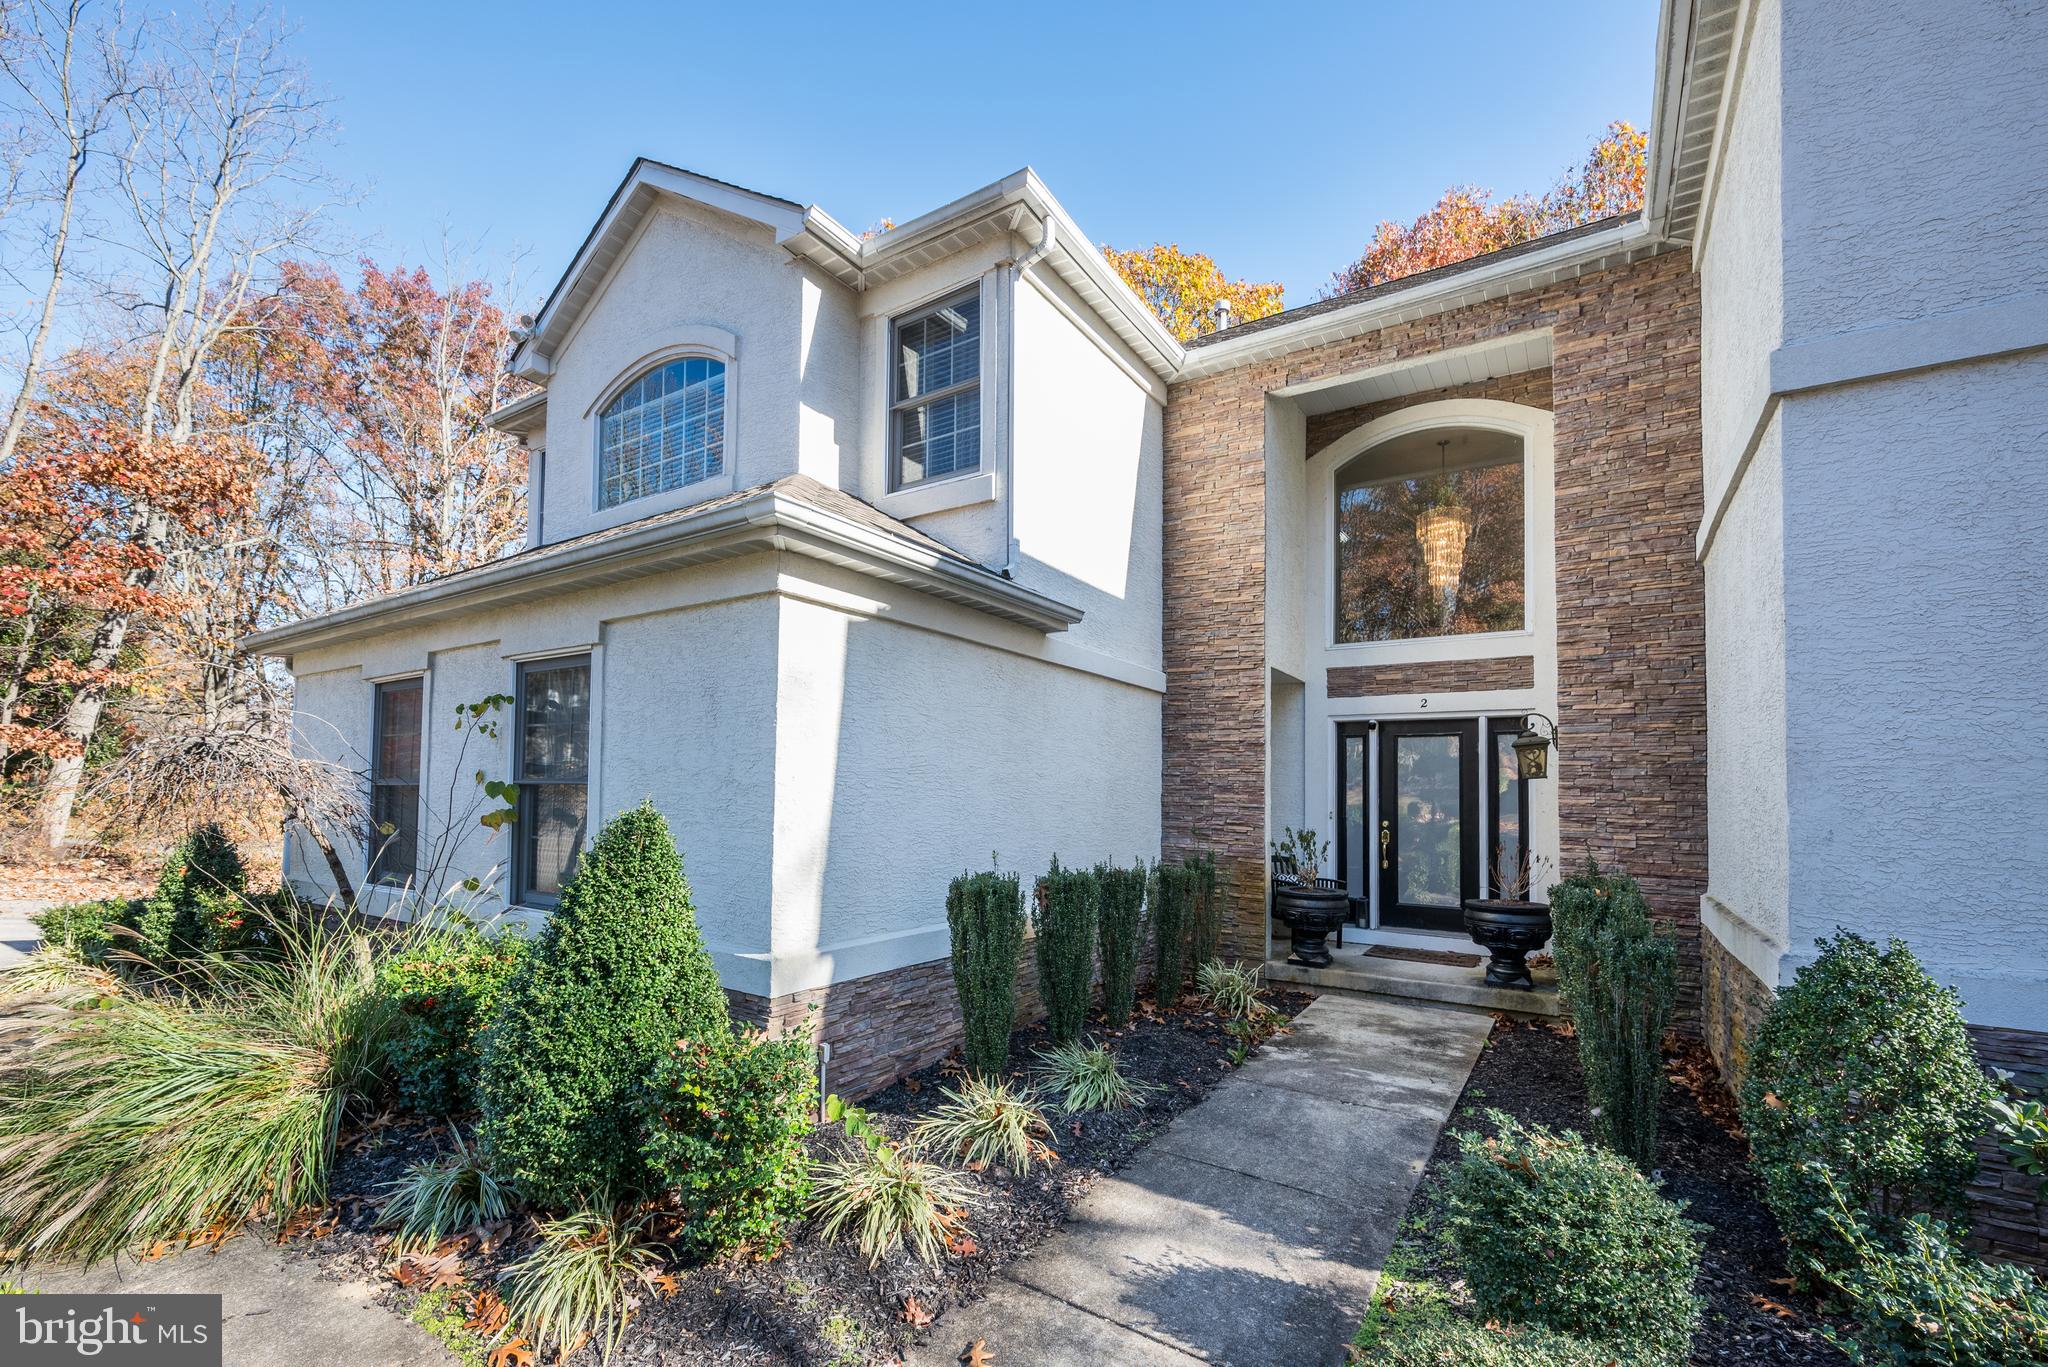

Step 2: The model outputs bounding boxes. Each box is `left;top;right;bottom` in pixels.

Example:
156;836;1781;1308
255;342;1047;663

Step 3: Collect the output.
241;491;1082;659
484;390;547;437
1175;219;1665;380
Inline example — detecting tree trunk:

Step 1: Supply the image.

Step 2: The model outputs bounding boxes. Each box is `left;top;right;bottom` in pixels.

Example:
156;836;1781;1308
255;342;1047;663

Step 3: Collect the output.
290;796;356;906
38;606;133;849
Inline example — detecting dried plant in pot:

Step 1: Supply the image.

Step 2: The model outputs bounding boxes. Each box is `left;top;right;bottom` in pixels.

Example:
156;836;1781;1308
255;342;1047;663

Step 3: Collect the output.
1268;826;1346;969
1463;845;1554;989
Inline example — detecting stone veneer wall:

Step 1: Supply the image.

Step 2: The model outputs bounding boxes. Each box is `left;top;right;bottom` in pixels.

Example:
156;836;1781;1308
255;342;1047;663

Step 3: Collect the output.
1165;248;1708;1012
1704;935;2048;1271
1328;655;1535;698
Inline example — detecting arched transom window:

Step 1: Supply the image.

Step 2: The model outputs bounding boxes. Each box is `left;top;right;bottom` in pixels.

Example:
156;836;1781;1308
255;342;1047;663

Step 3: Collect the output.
1335;425;1525;642
598;356;727;508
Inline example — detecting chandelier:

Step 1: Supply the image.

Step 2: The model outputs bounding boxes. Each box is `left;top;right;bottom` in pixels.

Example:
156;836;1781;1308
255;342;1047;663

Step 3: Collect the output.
1414;439;1473;621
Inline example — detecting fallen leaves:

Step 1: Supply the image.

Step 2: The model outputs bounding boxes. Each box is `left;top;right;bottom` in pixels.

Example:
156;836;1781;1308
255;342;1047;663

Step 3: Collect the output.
462;1288;509;1337
960;1339;994;1366
900;1295;934;1327
1749;1294;1798;1320
486;1337;534;1367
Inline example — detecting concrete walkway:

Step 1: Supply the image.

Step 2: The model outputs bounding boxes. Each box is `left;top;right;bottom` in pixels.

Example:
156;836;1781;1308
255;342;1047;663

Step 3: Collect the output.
911;993;1492;1367
0;898;46;968
19;1237;452;1366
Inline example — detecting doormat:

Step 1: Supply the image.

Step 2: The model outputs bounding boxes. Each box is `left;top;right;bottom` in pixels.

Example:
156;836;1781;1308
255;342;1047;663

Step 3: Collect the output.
1365;944;1482;969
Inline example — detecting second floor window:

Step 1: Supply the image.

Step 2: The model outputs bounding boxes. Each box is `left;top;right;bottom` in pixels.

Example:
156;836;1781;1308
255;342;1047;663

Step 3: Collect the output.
891;289;980;488
599;357;727;509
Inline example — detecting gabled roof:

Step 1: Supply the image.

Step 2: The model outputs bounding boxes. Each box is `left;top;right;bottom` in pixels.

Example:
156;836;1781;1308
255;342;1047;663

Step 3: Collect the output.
507;160;1185;386
241;474;1083;658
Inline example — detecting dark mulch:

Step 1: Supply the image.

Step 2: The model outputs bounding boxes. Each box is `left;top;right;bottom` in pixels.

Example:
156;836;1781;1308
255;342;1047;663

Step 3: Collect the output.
1391;1016;1853;1366
302;988;1314;1366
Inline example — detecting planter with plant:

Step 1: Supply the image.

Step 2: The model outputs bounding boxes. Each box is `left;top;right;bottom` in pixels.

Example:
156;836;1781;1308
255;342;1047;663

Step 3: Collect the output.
1462;843;1554;990
1269;825;1345;968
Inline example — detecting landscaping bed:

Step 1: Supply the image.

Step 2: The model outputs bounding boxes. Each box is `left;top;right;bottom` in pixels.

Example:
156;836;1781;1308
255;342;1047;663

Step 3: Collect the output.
305;987;1313;1365
1381;1015;1852;1366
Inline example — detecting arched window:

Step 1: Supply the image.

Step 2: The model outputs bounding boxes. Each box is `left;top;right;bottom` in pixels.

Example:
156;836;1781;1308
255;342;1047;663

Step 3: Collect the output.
1334;424;1525;642
598;356;727;508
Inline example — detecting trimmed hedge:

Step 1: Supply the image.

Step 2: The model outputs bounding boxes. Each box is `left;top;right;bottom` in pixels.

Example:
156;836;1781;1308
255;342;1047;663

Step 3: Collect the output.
1821;1203;2048;1367
1032;858;1097;1045
1447;1114;1703;1364
377;929;530;1116
476;803;730;1206
31;899;130;964
1148;859;1196;1009
1364;1303;1636;1367
1738;931;1994;1283
641;1028;817;1254
946;867;1025;1076
1093;861;1147;1030
1547;859;1678;1168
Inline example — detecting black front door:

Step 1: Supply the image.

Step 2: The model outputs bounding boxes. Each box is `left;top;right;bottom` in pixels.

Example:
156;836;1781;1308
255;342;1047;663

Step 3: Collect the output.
1376;719;1479;933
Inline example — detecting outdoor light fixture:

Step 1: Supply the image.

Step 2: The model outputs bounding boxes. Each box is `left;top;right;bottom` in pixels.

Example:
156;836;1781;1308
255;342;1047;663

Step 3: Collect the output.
1414;439;1473;620
1513;712;1558;781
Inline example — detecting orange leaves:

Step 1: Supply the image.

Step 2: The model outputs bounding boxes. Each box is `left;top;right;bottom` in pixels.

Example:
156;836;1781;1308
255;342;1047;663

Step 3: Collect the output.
462;1289;510;1337
900;1295;935;1328
1100;243;1285;342
486;1338;535;1367
1329;120;1648;295
959;1339;995;1366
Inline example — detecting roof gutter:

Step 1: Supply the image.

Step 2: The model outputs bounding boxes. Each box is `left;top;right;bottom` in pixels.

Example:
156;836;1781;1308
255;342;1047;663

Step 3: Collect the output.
242;488;1082;659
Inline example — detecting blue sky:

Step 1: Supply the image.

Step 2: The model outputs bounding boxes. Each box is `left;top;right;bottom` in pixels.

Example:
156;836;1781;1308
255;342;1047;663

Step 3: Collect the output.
291;0;1656;310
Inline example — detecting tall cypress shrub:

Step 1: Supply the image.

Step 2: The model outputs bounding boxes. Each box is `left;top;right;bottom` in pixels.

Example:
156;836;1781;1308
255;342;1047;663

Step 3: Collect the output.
1032;858;1098;1045
135;822;250;959
1150;859;1196;1009
1185;850;1221;968
947;866;1025;1075
477;803;729;1206
1094;860;1147;1030
1548;859;1678;1170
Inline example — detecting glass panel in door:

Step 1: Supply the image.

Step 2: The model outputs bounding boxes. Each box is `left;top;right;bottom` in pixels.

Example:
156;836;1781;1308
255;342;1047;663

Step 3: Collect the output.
1377;720;1479;933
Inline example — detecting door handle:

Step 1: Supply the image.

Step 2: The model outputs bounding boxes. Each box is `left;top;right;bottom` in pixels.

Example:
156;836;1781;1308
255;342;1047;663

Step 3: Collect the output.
1379;821;1390;869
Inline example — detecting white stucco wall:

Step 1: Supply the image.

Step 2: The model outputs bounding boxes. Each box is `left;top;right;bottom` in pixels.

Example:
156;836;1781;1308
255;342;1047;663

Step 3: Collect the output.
1695;0;2048;1028
537;198;859;545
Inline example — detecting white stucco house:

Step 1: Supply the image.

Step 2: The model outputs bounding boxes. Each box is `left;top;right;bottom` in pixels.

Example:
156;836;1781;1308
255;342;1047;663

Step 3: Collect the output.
250;0;2048;1267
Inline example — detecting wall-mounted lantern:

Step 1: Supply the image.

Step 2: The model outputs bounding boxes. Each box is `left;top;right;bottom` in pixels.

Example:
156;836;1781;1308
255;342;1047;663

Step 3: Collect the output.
1512;712;1558;781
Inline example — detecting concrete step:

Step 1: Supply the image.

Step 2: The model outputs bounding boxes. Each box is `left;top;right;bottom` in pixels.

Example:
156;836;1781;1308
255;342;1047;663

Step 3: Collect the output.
1265;942;1564;1017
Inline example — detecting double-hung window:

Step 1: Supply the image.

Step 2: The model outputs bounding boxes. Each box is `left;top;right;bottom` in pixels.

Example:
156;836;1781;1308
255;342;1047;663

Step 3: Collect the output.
890;288;981;488
515;656;591;906
369;678;422;886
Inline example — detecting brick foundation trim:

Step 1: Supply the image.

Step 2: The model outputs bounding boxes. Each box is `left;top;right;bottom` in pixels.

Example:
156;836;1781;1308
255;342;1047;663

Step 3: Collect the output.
1327;655;1534;698
1701;926;1775;1086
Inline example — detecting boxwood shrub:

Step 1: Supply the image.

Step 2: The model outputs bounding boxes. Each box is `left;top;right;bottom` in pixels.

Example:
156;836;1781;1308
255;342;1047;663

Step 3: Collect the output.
134;824;255;961
1821;1203;2048;1367
377;929;530;1116
31;899;132;964
476;803;730;1206
1447;1113;1703;1364
1738;931;1994;1283
1365;1302;1639;1367
1093;860;1147;1030
1032;858;1097;1045
947;867;1025;1076
641;1027;816;1253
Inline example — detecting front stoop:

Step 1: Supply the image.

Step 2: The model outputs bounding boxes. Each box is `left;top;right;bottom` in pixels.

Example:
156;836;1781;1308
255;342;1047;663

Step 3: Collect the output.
1265;941;1564;1017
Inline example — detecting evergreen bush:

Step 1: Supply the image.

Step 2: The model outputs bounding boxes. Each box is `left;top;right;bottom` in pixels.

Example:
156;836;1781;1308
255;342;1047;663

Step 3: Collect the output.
1149;858;1196;1009
1365;1303;1638;1367
1186;850;1221;968
1032;857;1098;1044
1738;931;1994;1283
134;823;253;960
946;866;1025;1076
640;1028;816;1254
1447;1113;1703;1364
1093;860;1147;1029
477;803;729;1207
1547;859;1678;1168
30;899;131;964
377;929;530;1115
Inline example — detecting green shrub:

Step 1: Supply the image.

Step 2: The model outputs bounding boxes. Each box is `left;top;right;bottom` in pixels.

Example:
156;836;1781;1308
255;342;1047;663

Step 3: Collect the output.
135;823;255;961
1447;1114;1703;1364
809;1136;976;1268
910;1074;1053;1176
1547;859;1677;1169
1149;859;1197;1009
1361;1300;1637;1366
1739;932;1994;1283
640;1027;816;1254
1035;1040;1145;1112
1185;850;1221;970
0;916;404;1265
1195;959;1262;1019
946;866;1025;1076
378;1131;514;1253
500;1204;665;1365
1815;1176;2048;1367
1093;861;1146;1030
477;803;730;1207
30;899;131;964
377;929;530;1116
1032;858;1097;1045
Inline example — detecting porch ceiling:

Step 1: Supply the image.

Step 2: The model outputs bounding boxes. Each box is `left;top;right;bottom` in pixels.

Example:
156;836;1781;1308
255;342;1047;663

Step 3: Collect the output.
1273;332;1554;417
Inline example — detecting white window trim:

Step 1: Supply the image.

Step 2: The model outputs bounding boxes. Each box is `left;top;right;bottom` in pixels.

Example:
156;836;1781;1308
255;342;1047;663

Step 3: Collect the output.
362;669;429;914
1315;399;1555;660
584;336;740;534
879;276;999;505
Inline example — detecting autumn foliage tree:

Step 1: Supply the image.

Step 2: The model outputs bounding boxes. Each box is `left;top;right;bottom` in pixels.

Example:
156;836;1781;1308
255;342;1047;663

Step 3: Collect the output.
1327;120;1647;295
1102;243;1284;341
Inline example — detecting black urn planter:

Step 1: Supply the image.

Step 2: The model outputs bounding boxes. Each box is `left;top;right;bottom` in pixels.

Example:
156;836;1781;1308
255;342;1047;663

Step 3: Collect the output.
1462;898;1554;990
1274;883;1348;968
